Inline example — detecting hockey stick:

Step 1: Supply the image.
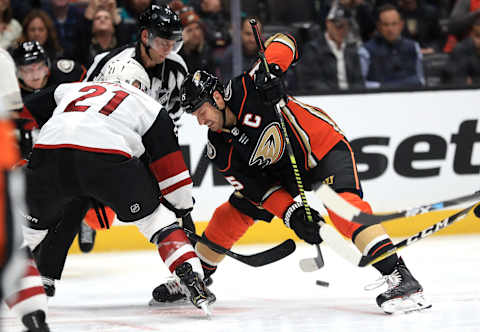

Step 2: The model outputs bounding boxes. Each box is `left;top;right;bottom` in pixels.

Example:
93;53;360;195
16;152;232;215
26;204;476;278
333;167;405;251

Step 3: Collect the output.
249;19;324;271
183;228;296;267
358;202;480;266
317;184;480;226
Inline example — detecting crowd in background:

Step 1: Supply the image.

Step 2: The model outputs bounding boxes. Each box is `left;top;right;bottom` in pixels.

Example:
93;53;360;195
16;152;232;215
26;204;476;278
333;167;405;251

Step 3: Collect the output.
1;0;480;95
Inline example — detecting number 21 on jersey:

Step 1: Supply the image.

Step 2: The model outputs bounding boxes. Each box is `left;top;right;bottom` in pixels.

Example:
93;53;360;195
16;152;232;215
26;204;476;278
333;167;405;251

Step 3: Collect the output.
64;85;129;116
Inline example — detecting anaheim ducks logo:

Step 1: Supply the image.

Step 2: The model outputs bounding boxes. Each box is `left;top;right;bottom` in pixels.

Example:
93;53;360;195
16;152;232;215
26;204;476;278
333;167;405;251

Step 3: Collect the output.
249;123;284;168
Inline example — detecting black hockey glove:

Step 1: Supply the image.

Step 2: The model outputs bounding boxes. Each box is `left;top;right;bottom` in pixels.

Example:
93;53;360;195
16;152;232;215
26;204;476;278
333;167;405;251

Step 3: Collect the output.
160;196;194;219
229;126;250;145
254;63;286;106
14;118;34;160
283;202;323;244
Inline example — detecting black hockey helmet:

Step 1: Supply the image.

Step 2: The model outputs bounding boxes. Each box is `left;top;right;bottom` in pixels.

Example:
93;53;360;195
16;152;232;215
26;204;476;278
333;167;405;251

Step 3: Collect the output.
180;70;224;114
138;4;183;42
12;41;49;67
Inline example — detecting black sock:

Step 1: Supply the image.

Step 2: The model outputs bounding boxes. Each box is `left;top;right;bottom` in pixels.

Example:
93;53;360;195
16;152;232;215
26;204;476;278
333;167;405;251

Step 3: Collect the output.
366;238;399;275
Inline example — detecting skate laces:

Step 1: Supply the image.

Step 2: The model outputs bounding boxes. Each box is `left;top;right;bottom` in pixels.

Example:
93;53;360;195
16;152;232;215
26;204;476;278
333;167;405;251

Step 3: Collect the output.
364;270;402;291
164;277;186;295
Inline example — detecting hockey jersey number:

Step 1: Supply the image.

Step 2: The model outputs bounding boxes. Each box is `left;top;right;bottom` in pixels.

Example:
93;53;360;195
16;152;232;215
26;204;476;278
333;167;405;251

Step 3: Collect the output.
64;85;129;116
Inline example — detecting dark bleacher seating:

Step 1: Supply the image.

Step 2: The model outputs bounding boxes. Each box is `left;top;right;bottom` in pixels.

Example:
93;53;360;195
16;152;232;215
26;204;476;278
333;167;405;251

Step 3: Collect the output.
422;52;449;87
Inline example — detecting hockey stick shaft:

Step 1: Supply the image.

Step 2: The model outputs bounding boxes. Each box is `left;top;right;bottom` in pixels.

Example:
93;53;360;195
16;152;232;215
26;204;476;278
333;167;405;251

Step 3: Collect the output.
183;228;296;267
249;19;323;268
249;19;313;223
358;202;480;266
317;184;480;226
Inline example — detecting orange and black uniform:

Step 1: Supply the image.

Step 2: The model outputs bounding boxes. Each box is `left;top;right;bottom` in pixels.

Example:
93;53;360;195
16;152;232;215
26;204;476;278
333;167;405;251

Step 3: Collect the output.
0;119;21;300
202;34;372;254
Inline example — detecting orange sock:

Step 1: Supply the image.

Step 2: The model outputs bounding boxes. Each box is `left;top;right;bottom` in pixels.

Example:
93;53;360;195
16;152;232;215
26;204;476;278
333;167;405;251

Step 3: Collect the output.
327;192;372;239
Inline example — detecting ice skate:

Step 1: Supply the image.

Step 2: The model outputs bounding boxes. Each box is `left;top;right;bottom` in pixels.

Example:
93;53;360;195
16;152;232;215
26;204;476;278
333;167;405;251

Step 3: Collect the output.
22;310;50;332
78;221;96;253
175;262;216;316
366;258;432;314
149;276;189;306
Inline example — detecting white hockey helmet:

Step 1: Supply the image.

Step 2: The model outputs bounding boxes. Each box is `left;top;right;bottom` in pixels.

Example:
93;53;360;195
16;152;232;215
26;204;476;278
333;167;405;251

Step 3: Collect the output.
96;58;151;93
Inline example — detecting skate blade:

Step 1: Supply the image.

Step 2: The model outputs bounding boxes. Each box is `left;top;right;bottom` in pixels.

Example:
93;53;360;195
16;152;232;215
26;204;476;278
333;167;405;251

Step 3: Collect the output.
382;292;432;314
148;297;189;307
199;301;212;318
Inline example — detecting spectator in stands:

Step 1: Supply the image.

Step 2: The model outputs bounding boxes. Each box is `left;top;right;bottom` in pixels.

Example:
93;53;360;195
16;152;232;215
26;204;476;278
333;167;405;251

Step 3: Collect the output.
445;17;480;85
336;0;376;45
118;0;152;42
119;0;151;22
0;0;22;49
296;4;365;93
444;0;480;52
42;0;85;58
359;4;425;88
76;1;134;66
266;0;317;24
9;0;36;23
85;0;121;25
397;0;444;54
75;9;118;67
17;9;64;61
197;0;231;51
448;0;480;37
218;16;258;82
178;6;216;73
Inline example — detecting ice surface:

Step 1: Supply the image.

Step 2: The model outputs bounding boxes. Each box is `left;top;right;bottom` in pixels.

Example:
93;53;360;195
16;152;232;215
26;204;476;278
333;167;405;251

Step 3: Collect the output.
2;235;480;332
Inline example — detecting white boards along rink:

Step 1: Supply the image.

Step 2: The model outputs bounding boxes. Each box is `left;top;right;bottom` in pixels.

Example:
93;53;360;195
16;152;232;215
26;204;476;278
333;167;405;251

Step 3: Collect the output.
177;89;480;222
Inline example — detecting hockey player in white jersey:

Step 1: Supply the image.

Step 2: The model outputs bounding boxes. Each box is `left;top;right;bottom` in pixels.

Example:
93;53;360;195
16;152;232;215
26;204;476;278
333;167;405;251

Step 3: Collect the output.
22;58;215;315
30;4;193;293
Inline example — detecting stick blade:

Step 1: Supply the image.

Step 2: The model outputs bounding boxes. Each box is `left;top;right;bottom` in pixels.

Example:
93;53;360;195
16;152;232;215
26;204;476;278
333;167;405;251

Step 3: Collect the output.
237;239;296;267
299;257;322;272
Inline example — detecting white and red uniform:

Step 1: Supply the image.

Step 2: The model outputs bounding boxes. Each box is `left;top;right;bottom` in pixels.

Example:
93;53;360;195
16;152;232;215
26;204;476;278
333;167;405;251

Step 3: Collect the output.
25;81;202;276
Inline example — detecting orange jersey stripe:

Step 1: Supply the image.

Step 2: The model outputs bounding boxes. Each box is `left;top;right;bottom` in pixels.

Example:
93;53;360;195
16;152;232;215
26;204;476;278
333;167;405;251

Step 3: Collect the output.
0;172;5;265
342;138;360;190
0;120;20;169
283;99;344;166
237;76;248;120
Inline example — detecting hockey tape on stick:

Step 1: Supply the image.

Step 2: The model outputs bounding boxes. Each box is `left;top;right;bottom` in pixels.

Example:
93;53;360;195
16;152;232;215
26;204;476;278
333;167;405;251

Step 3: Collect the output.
358;202;480;266
183;228;296;267
299;224;362;271
317;184;480;226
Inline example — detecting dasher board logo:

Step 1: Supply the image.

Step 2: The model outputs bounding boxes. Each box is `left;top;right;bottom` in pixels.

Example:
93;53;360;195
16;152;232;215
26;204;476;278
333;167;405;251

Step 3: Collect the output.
249;122;285;168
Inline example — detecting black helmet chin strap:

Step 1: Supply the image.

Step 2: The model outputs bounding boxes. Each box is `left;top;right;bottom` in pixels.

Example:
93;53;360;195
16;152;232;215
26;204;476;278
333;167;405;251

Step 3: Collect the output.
139;30;156;62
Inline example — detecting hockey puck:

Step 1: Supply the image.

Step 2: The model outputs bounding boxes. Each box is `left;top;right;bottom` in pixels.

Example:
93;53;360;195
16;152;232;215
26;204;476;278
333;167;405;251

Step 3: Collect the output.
316;280;330;287
474;204;480;218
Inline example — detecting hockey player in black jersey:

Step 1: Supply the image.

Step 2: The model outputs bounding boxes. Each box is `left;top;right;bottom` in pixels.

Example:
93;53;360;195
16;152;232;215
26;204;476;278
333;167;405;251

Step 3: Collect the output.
13;41;86;100
168;32;432;314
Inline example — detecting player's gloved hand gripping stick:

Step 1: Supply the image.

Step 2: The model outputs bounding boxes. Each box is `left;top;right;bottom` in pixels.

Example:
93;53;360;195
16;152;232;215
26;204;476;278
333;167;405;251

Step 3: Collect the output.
249;19;362;277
